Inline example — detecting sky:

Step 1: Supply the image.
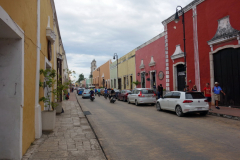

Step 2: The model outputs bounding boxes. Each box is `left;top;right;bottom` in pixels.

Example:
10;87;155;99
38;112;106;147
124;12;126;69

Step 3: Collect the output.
54;0;193;81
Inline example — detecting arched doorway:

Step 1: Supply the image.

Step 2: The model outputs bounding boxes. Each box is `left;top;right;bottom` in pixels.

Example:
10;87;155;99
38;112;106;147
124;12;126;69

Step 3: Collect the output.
213;48;240;107
173;63;185;91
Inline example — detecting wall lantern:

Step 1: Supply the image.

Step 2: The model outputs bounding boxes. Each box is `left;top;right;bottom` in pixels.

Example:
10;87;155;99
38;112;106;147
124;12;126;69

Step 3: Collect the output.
137;73;140;76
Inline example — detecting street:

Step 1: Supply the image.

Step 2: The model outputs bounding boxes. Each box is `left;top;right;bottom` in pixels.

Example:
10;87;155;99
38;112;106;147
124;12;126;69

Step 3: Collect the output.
77;93;240;160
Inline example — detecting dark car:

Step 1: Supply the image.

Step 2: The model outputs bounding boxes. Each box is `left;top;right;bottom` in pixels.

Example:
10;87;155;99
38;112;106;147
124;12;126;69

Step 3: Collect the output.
118;90;132;102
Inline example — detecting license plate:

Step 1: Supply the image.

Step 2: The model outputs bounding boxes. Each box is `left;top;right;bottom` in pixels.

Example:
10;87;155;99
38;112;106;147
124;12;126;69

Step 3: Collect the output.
197;107;202;110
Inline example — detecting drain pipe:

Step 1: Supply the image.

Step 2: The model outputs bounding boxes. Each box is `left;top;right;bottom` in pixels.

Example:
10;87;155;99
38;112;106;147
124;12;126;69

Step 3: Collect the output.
35;0;42;139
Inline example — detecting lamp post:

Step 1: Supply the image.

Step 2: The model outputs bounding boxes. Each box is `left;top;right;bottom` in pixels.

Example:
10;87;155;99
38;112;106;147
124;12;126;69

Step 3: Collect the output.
113;53;118;89
174;6;187;91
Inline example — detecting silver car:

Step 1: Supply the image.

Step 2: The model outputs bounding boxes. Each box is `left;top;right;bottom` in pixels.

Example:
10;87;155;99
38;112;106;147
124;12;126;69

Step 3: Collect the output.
82;89;90;99
127;88;156;106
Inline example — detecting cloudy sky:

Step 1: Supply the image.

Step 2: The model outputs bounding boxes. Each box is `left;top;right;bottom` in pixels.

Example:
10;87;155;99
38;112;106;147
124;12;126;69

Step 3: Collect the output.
55;0;192;81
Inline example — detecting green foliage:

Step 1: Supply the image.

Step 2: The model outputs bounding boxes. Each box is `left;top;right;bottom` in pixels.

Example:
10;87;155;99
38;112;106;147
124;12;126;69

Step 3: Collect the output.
132;80;140;86
39;68;72;111
77;73;85;83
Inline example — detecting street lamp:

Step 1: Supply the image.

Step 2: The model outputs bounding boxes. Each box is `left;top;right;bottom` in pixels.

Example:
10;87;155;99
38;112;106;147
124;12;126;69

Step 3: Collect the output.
174;6;187;91
113;53;118;89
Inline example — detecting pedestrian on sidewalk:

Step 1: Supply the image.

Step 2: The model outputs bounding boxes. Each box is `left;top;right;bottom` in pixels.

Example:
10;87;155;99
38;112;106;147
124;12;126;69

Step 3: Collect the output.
157;84;163;99
212;82;226;110
204;83;212;110
191;85;197;91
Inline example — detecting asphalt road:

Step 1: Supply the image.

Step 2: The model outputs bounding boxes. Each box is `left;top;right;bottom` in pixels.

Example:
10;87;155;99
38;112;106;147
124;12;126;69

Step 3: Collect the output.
76;94;240;160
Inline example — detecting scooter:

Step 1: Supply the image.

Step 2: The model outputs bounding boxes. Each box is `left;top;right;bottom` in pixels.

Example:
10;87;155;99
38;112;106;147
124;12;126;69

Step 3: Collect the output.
104;94;108;99
90;95;95;101
110;96;116;103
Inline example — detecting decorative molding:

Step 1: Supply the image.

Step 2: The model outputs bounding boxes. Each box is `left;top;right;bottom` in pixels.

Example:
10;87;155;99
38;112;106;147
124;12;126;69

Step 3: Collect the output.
149;56;156;67
162;0;205;25
57;53;62;60
140;59;145;69
46;16;56;44
171;45;184;62
208;16;240;45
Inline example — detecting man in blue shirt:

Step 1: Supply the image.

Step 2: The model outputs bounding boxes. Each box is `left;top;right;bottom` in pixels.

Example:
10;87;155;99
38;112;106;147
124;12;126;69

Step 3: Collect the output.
95;88;97;95
104;88;108;98
212;82;226;109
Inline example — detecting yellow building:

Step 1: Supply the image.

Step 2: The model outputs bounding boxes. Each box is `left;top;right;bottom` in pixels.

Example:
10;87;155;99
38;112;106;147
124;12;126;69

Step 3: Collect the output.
0;0;67;159
118;50;136;90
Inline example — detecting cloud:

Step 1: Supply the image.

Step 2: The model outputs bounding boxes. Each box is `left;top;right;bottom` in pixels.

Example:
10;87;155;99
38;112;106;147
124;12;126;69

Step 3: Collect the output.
55;0;193;79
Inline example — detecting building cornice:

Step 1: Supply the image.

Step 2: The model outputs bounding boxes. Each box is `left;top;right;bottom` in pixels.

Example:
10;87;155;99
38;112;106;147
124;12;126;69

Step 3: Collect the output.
136;32;165;51
162;0;205;25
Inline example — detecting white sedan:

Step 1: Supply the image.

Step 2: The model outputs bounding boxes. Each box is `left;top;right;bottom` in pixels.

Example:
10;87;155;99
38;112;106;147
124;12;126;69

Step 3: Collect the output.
156;91;209;117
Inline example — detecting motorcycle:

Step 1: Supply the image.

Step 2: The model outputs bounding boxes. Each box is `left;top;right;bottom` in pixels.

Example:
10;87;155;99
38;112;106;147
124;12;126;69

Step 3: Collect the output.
110;96;116;103
90;95;95;101
104;93;108;99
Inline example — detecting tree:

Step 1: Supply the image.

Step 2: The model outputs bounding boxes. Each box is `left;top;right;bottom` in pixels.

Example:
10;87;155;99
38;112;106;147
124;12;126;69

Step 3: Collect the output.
77;73;84;83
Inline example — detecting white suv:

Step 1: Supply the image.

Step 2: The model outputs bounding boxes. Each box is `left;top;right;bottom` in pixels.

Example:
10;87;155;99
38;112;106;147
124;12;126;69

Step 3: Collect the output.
127;88;156;106
156;91;209;117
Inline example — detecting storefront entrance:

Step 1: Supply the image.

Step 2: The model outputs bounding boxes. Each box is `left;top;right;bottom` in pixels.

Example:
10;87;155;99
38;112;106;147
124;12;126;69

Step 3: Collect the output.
214;48;240;107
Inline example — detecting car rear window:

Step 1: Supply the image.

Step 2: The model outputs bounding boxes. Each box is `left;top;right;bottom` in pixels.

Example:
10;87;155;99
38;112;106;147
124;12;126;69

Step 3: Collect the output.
79;89;84;91
141;89;154;94
186;92;205;99
126;90;131;93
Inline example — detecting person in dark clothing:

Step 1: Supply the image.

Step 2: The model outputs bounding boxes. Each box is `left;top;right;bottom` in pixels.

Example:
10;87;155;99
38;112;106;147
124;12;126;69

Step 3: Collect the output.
109;88;116;99
157;84;163;99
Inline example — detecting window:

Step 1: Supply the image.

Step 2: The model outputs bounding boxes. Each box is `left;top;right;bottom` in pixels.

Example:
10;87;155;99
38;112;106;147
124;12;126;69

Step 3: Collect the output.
111;79;113;88
114;79;116;88
164;92;173;98
141;89;154;94
172;92;181;98
186;92;205;99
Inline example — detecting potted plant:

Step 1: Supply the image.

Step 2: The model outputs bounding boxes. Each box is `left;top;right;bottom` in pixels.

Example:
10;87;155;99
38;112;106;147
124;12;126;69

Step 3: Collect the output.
39;69;71;131
132;80;141;88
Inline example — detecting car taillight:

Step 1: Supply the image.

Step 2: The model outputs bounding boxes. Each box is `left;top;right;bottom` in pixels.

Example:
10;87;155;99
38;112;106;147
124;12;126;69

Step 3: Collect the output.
183;100;193;103
84;93;86;94
152;93;156;97
204;99;208;102
126;93;128;96
138;91;145;97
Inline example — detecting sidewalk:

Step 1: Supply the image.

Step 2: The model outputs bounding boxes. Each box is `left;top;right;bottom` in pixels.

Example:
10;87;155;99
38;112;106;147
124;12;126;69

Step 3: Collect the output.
22;92;106;160
209;106;240;120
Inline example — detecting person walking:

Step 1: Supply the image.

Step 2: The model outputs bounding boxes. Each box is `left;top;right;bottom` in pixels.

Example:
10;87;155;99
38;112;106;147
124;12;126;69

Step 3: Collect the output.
212;82;226;109
157;84;163;99
204;83;212;110
191;85;197;91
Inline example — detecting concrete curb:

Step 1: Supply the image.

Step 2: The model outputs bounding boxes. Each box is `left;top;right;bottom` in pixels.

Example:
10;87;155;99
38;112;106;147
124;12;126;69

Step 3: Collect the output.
208;112;240;121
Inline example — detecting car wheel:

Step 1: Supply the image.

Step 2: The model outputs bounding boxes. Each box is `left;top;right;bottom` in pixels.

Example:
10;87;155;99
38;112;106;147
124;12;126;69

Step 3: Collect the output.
127;98;130;104
151;103;155;106
135;100;139;106
200;111;208;116
123;97;126;102
175;106;184;117
156;102;162;111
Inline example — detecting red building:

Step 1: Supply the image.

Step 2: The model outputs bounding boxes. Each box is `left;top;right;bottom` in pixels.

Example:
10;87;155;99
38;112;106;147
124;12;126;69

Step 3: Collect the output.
162;0;240;106
135;33;166;90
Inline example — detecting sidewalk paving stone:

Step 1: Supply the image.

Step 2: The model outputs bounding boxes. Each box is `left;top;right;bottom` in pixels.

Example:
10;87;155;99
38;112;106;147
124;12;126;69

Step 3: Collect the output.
22;92;106;160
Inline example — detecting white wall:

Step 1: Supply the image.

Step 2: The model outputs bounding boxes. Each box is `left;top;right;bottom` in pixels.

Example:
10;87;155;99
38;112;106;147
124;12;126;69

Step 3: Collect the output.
0;38;23;159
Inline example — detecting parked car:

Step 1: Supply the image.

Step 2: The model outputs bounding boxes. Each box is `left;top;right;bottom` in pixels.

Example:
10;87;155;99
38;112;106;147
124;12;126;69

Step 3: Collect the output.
78;88;84;95
82;89;90;99
127;88;156;106
118;90;132;102
156;91;209;117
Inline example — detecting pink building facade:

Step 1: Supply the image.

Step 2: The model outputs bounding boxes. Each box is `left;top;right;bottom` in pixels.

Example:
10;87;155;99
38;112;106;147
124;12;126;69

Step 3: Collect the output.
135;33;166;90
